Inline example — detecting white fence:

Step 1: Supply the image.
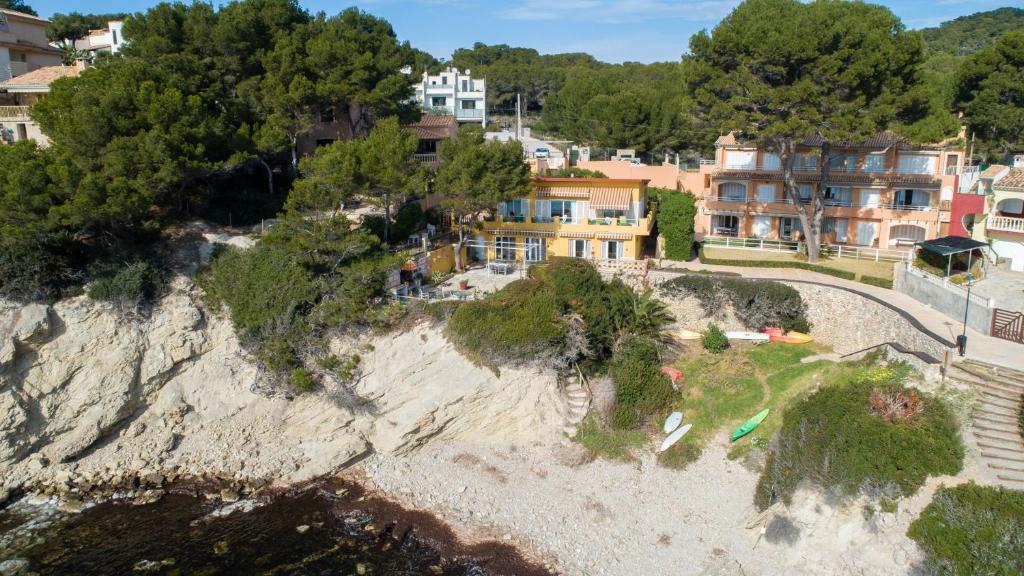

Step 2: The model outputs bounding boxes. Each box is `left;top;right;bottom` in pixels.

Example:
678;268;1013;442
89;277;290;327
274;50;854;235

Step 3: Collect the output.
703;235;912;262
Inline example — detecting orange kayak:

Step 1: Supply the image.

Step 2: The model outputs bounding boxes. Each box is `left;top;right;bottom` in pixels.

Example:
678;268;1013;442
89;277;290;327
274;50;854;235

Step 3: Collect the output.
768;331;813;344
762;327;784;337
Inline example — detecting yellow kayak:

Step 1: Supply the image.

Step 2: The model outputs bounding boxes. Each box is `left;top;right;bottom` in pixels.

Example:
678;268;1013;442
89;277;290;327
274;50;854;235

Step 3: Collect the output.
768;331;813;344
678;329;702;340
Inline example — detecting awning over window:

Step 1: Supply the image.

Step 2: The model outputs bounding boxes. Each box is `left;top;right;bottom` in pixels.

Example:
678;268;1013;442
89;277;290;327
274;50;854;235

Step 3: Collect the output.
489;229;556;237
589;188;632;211
560;231;594;239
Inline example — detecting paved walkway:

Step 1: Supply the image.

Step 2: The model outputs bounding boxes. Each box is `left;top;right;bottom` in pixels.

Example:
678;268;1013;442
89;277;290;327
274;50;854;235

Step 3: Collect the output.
657;259;1024;371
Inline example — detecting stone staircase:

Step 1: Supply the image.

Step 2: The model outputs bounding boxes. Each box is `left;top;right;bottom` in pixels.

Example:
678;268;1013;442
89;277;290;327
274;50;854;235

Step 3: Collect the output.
947;359;1024;488
562;373;592;437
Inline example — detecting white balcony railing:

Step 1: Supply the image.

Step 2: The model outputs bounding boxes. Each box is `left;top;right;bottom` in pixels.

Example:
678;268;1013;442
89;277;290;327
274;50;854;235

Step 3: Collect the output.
413;153;438;163
988;215;1024;233
455;108;484;119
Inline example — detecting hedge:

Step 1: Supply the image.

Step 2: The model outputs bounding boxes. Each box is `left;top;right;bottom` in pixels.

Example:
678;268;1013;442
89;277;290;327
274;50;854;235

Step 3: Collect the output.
698;245;857;280
661;274;811;333
859;275;893;289
657;190;697;260
609;335;675;429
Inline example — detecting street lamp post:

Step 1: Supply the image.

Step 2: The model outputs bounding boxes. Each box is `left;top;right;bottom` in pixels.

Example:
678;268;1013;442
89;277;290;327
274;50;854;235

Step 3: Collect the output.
957;272;976;357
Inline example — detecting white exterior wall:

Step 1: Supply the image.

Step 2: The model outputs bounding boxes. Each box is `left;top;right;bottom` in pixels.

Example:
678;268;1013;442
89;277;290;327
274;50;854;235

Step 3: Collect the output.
413;67;486;125
992;239;1024;272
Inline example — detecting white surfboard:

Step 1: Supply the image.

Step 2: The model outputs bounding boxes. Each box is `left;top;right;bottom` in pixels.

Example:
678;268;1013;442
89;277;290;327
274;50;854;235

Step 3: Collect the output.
663;411;683;434
725;331;771;341
658;423;693;453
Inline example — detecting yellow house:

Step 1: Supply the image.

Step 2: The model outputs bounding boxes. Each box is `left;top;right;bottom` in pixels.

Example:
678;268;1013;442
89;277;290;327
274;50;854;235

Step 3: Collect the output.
477;177;655;263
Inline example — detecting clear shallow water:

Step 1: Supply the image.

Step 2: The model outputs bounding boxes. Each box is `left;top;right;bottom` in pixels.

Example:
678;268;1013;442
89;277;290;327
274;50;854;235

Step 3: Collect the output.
0;479;551;576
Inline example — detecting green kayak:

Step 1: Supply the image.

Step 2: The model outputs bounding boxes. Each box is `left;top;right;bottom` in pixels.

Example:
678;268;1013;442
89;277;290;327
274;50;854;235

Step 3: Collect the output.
730;408;770;441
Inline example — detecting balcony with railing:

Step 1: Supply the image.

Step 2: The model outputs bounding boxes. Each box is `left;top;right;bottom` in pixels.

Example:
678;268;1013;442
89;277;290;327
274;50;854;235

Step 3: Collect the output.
0;106;30;120
987;215;1024;234
455;108;484;120
714;162;941;187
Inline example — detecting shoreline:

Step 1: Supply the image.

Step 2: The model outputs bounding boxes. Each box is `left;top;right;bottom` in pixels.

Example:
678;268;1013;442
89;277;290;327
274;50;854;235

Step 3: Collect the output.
0;475;555;576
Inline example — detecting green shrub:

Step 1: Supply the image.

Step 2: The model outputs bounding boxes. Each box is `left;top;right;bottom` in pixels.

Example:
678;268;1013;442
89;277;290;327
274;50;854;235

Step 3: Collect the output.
446;278;566;367
290;368;316;392
530;257;633;355
609;336;675;429
698;245;856;280
86;261;166;308
859;275;893;289
702;324;729;353
908;483;1024;576
755;367;963;510
199;244;318;337
392;202;424;242
657;189;697;260
574;417;645;460
661;274;810;332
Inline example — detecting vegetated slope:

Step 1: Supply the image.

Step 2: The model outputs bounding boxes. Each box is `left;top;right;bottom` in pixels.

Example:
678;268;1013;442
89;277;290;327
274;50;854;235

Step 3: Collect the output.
921;7;1024;62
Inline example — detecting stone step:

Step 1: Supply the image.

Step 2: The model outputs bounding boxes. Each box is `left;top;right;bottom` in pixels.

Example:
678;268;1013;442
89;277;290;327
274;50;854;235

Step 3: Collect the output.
563;425;578;437
973;414;1020;428
980;451;1024;464
973;427;1024;443
979;387;1023;403
977;394;1021;411
975;404;1019;418
987;459;1024;469
975;436;1024;453
960;359;1024;379
978;380;1024;398
996;474;1024;484
973;421;1024;436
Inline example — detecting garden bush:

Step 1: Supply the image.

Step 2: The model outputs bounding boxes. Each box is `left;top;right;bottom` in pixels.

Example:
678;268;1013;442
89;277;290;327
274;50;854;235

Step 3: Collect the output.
657;189;697;260
446;278;566;368
661;274;810;332
755;363;963;509
702;323;729;353
859;275;893;289
609;335;675;429
908;483;1024;575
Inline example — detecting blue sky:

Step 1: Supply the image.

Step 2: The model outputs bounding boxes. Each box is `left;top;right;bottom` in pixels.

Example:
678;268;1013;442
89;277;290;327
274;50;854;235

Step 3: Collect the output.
28;0;1015;63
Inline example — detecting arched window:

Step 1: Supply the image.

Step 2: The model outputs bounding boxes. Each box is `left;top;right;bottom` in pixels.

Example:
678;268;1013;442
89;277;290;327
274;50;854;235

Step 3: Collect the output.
997;198;1024;216
889;224;927;246
718;182;747;202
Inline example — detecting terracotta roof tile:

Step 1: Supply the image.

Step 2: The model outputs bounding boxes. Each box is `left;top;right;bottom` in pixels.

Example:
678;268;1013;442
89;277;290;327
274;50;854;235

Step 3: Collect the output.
996;168;1024;189
0;65;82;88
407;115;456;140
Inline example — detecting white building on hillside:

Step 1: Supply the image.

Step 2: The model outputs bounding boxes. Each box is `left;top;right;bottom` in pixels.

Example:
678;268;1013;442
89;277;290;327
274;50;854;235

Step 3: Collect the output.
412;67;486;125
74;20;126;56
0;8;63;81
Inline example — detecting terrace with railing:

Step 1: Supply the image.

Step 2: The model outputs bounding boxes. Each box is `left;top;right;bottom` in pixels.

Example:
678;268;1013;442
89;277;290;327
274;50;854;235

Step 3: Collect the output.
702;194;935;212
0;106;30;120
713;162;943;187
987;215;1024;234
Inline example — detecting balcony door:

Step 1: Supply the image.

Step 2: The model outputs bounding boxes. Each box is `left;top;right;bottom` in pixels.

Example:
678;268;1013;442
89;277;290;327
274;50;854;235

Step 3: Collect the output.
712;215;740;236
855;222;877;246
495;236;516;261
525;238;546;262
779;217;801;240
569;239;590;259
602;240;623;260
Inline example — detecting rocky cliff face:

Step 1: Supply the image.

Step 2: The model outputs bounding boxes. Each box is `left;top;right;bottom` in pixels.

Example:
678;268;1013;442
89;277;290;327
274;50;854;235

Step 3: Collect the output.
0;277;564;503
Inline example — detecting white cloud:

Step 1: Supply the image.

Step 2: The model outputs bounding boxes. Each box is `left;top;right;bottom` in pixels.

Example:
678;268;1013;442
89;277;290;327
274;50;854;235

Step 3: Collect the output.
497;0;740;24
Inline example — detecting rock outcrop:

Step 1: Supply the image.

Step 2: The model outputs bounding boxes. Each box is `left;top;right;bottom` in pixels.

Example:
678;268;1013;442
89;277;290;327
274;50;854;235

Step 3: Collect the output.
0;276;564;503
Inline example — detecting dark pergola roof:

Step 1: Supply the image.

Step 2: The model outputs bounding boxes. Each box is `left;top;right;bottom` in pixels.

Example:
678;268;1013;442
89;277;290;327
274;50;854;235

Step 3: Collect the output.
915;236;989;257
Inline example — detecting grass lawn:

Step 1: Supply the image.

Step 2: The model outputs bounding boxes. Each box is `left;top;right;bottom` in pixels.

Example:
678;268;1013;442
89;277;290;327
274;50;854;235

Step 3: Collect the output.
659;342;835;467
574;417;647;460
702;247;895;280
